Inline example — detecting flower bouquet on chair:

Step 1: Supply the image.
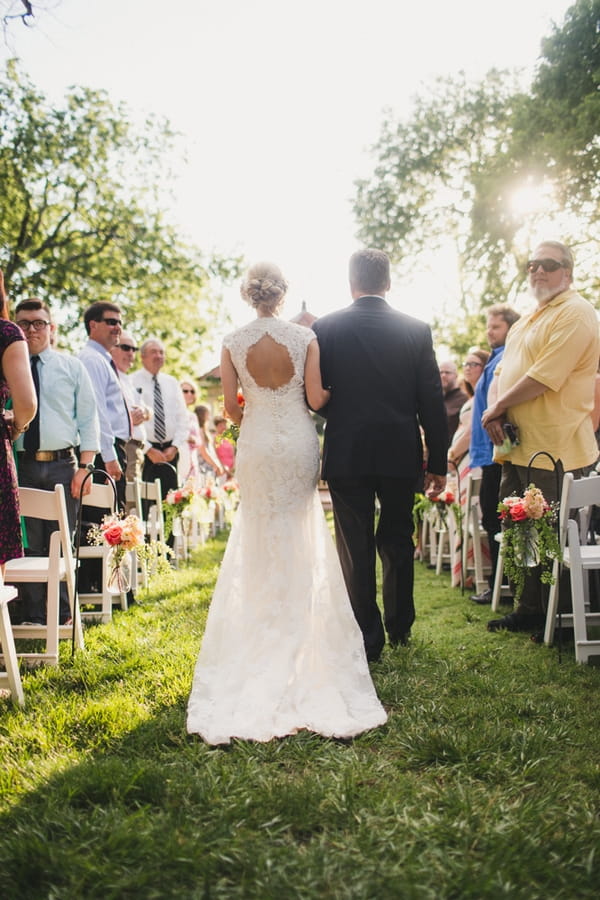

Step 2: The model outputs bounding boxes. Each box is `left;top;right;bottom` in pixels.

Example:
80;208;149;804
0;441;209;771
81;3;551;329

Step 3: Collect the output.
498;484;561;601
88;514;144;594
164;479;197;540
87;514;171;593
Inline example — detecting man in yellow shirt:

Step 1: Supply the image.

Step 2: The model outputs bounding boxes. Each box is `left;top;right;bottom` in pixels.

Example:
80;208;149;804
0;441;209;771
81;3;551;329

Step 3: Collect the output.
482;240;599;633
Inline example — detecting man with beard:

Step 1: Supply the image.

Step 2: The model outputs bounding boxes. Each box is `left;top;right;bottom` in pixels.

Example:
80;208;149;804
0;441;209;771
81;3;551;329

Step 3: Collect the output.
482;241;599;634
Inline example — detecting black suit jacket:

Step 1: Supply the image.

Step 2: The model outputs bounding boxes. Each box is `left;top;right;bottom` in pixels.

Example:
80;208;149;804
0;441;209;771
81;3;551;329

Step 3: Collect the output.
312;296;448;480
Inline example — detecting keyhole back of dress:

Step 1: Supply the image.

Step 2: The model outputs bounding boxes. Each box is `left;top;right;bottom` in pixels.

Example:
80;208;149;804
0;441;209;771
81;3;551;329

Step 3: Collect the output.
246;333;295;389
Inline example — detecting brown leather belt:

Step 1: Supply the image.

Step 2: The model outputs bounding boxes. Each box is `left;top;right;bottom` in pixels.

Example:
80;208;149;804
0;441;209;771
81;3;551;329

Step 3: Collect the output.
18;447;75;462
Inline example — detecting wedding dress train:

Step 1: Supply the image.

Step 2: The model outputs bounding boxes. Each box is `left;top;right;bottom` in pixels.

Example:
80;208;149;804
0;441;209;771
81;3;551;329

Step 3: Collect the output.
186;317;387;744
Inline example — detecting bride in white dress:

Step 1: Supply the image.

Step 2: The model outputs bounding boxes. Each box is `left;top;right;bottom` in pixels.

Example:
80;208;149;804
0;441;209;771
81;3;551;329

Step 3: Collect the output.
186;262;387;745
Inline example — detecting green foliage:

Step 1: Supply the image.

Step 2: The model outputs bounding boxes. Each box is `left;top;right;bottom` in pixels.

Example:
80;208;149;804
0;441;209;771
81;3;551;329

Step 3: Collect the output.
0;60;242;370
1;535;599;898
354;1;600;356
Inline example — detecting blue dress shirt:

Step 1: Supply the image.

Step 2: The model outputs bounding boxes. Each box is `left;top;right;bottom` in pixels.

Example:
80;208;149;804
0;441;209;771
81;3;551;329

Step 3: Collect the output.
15;346;99;453
79;340;130;462
469;346;504;468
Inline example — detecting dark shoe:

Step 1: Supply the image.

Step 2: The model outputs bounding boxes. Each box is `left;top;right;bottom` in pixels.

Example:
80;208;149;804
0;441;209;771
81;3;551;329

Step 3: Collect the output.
487;612;543;633
471;588;492;605
389;632;411;648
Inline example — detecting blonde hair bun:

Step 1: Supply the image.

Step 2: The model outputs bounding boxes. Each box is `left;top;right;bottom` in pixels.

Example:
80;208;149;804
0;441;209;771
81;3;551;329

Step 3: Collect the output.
241;261;288;311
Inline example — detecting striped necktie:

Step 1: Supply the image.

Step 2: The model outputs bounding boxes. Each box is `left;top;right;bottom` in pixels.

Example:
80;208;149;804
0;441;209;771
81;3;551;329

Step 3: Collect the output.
153;374;167;442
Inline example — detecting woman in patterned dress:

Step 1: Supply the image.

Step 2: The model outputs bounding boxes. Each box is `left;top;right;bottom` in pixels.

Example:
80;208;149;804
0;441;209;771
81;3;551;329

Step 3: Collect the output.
0;271;37;567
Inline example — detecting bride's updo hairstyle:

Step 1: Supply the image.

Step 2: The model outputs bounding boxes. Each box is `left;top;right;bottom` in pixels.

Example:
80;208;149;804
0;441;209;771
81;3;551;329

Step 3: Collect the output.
240;261;288;313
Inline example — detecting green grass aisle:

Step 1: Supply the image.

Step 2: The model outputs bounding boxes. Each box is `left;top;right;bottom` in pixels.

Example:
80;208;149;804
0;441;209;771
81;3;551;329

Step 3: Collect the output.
1;534;599;899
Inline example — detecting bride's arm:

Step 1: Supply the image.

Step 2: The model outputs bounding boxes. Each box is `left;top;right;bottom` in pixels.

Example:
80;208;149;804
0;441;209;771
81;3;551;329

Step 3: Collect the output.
305;339;331;411
221;346;244;425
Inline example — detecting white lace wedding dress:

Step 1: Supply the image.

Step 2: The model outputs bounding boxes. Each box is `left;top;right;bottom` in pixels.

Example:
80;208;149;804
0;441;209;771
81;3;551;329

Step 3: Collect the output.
186;317;387;744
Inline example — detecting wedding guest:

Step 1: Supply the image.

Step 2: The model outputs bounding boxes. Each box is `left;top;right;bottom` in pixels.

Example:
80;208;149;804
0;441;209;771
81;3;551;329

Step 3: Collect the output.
469;305;520;605
194;404;224;479
439;360;468;445
111;332;150;482
0;271;37;569
130;338;189;498
483;240;599;634
214;416;236;476
179;379;202;483
447;348;489;587
78;302;130;509
13;298;99;625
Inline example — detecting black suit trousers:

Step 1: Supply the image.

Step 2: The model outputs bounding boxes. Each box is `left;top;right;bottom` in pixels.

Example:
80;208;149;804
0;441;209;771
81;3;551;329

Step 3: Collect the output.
327;475;416;660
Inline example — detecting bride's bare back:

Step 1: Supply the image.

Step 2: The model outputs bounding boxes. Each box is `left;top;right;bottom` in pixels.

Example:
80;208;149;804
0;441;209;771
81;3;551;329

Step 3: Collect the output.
245;333;294;390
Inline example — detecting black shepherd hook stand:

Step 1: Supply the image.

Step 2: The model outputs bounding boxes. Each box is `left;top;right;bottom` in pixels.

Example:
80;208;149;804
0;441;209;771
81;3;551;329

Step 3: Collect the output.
71;468;118;657
525;451;563;658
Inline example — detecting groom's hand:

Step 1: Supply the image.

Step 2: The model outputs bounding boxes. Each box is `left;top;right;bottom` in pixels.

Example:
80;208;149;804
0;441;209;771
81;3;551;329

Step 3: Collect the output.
424;472;446;499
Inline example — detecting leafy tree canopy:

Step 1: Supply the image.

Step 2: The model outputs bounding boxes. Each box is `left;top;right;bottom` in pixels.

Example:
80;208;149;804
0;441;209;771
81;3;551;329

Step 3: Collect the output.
354;0;600;355
0;60;242;375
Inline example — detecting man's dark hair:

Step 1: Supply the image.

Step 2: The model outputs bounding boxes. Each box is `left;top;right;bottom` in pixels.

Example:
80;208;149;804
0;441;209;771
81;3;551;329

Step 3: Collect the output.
487;304;520;328
15;297;52;320
83;301;121;335
349;248;391;296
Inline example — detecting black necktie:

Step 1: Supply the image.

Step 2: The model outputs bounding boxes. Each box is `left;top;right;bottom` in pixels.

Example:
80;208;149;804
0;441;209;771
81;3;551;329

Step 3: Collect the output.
110;359;132;438
23;355;40;451
153;375;167;442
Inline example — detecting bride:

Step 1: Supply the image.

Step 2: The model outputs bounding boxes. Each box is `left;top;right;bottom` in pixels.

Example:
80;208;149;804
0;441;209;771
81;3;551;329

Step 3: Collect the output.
186;262;387;744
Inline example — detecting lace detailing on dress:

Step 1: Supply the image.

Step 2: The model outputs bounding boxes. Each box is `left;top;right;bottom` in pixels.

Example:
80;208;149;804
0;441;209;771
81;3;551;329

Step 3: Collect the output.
186;317;387;744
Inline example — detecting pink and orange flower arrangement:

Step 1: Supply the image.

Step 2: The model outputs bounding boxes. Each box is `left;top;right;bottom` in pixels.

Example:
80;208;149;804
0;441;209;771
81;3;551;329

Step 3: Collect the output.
498;484;560;600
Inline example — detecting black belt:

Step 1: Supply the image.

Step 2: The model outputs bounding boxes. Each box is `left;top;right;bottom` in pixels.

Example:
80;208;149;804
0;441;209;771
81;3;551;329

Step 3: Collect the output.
19;447;75;462
151;441;173;450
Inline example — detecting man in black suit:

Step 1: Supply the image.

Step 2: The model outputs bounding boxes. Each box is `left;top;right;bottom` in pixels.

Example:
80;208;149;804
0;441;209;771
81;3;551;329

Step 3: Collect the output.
313;249;448;661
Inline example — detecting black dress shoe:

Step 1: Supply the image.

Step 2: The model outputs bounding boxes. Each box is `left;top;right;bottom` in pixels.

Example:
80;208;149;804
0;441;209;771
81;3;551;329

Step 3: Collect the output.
471;588;492;605
487;612;543;633
389;632;411;648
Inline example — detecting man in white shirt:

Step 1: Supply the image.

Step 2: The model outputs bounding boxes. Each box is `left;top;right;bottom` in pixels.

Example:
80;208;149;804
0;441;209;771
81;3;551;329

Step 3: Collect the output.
110;331;150;481
130;338;188;499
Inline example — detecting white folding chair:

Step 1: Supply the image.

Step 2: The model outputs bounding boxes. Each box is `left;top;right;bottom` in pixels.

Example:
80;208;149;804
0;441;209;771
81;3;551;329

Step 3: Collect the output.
78;482;129;624
543;472;600;660
462;474;492;595
5;484;84;666
134;478;168;574
0;570;25;706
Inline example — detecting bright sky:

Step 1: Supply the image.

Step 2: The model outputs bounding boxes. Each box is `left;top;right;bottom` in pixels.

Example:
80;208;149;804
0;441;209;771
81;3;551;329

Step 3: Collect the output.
5;0;573;359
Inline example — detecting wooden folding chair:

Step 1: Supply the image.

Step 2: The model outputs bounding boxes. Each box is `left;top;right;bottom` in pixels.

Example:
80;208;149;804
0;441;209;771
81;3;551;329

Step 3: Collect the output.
0;570;25;706
543;472;600;659
5;484;83;666
78;482;129;624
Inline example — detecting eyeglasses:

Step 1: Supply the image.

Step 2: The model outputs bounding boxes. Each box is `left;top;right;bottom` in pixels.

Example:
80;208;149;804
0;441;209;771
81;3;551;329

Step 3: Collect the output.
100;317;122;327
526;258;566;274
119;343;138;352
463;361;483;369
16;319;50;332
182;388;196;394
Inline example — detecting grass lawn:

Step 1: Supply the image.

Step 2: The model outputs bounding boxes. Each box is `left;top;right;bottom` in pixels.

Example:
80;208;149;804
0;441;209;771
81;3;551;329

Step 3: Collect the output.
1;531;599;899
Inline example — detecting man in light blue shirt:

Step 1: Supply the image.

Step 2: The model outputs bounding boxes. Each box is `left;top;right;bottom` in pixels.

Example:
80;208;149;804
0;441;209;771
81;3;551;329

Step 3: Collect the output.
13;298;100;625
469;304;520;604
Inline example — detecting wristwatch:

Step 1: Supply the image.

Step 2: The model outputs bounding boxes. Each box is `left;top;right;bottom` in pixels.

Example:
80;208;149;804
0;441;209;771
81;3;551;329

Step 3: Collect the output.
78;463;95;472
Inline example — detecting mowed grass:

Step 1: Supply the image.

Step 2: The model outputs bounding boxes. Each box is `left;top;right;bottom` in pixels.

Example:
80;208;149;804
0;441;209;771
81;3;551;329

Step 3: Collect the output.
1;531;599;900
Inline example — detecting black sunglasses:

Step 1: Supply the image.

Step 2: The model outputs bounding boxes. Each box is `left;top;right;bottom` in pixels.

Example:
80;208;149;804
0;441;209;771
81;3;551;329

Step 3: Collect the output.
100;317;122;327
119;343;138;352
526;258;566;274
182;387;196;394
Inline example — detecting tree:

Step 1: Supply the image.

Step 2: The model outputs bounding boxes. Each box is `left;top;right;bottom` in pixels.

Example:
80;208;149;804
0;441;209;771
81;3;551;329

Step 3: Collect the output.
353;1;600;354
0;61;241;374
